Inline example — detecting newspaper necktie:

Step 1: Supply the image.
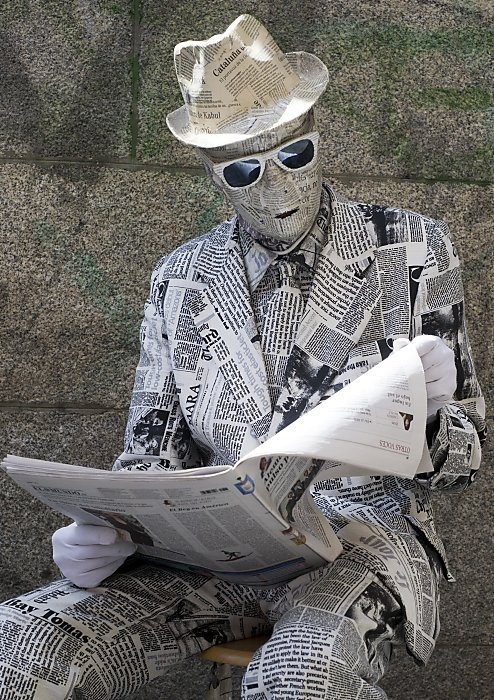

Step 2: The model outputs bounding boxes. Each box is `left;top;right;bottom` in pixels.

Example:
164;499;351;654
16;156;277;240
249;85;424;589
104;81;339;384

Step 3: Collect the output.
260;258;307;408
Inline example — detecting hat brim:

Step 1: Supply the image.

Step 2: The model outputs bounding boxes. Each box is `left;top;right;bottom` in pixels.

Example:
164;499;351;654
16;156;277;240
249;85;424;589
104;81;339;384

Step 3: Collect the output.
166;52;328;148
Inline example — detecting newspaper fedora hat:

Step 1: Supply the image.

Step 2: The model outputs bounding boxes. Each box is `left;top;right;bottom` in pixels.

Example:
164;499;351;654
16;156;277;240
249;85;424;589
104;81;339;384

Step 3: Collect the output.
166;14;329;148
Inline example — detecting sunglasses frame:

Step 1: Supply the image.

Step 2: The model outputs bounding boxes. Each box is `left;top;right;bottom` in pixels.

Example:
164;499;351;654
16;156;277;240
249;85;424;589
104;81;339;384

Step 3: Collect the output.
204;131;320;191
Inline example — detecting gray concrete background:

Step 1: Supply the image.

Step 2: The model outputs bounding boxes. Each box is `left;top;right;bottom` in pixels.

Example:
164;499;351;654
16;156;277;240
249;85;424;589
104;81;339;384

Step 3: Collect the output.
1;1;492;698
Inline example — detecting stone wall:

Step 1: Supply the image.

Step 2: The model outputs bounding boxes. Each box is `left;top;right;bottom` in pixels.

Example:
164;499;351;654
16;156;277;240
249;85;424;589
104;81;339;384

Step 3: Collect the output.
1;2;493;698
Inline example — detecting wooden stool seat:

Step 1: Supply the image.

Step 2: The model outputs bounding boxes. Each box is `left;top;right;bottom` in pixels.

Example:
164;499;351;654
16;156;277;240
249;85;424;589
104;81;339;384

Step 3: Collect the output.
200;634;270;667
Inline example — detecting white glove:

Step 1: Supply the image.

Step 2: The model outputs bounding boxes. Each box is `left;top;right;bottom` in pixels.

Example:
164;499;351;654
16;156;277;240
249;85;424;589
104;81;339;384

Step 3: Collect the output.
52;522;137;588
410;334;457;420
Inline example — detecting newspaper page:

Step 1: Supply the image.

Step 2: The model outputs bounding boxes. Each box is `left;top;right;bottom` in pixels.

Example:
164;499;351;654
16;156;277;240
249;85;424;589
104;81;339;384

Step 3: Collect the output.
241;340;431;480
2;459;327;587
3;343;428;590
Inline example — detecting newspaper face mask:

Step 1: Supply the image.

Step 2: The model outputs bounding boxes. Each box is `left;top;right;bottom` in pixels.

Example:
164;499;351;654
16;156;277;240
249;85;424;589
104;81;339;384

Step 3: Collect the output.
200;117;322;243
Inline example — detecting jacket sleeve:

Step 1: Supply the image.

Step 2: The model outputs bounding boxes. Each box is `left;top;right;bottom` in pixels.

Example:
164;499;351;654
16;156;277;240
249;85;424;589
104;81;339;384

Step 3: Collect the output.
112;263;203;472
412;219;486;492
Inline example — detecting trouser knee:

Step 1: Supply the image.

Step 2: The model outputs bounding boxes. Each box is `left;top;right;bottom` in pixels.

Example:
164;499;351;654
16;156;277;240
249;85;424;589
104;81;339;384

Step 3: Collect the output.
241;608;387;700
0;605;81;700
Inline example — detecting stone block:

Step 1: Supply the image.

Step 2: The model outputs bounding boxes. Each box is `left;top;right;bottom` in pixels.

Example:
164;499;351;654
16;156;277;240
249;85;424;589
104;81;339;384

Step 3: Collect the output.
137;1;493;181
0;0;133;159
381;644;494;700
127;657;210;699
1;162;231;406
2;2;493;698
3;166;492;409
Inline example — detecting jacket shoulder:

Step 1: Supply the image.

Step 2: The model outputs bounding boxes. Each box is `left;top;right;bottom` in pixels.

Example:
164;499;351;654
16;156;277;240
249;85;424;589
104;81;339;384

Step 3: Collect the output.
350;197;440;248
151;216;237;282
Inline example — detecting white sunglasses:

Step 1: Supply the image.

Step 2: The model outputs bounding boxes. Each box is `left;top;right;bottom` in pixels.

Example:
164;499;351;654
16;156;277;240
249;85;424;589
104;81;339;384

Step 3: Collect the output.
204;131;320;190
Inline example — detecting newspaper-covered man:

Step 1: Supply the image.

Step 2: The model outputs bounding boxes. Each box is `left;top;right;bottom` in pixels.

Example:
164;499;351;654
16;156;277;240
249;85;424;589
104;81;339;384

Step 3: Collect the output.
0;14;486;700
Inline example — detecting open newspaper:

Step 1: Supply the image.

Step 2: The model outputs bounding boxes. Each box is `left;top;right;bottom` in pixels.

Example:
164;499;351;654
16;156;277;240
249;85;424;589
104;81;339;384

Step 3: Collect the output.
2;343;432;587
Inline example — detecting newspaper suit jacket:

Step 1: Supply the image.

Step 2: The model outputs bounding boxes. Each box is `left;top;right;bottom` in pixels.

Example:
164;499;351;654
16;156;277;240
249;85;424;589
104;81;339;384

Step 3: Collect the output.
114;185;485;665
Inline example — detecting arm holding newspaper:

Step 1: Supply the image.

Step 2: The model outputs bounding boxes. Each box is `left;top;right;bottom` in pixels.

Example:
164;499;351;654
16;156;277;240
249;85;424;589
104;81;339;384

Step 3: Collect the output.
112;264;204;473
411;220;486;492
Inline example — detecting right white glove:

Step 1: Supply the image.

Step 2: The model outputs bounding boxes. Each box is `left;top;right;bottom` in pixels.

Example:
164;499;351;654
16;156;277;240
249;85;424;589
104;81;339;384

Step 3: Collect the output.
393;335;457;420
52;522;137;588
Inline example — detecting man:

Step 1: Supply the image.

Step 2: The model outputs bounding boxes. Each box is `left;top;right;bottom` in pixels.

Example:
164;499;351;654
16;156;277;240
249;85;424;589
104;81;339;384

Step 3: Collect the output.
0;15;485;700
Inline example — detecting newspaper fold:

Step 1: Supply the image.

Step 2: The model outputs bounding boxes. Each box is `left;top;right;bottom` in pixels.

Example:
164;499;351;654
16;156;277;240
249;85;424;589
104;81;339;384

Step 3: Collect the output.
2;343;430;586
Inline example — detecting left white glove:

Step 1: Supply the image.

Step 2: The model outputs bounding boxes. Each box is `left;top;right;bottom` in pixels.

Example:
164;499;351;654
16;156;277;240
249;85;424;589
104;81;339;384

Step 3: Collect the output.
410;334;457;420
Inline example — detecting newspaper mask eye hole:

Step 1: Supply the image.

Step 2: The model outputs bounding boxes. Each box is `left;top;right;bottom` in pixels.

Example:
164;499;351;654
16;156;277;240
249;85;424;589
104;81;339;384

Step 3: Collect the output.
223;159;261;188
277;138;314;169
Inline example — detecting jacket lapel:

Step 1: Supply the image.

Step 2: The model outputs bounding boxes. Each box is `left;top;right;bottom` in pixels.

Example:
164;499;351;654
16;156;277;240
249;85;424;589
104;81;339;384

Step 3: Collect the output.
269;190;382;435
188;218;271;441
296;193;381;363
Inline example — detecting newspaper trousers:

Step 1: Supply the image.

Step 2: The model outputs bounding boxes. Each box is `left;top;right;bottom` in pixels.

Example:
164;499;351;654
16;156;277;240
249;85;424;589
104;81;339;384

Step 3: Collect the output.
0;556;404;700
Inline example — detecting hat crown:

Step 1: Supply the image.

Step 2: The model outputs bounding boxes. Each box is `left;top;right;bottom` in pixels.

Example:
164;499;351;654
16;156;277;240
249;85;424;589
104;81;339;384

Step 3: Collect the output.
167;14;328;147
174;15;298;137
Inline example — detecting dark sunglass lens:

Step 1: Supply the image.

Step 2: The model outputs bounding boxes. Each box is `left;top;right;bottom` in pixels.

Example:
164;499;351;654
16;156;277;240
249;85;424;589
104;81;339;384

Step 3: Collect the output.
223;159;261;187
278;139;314;169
